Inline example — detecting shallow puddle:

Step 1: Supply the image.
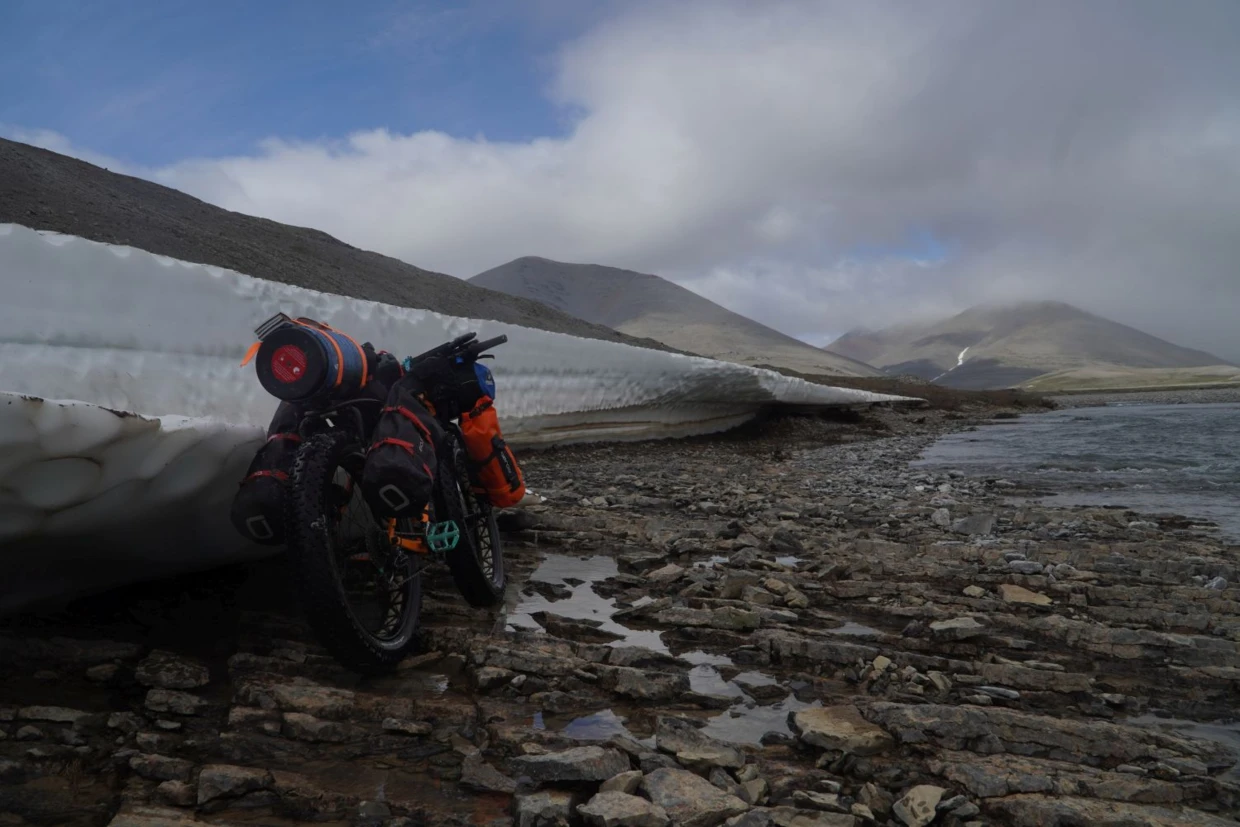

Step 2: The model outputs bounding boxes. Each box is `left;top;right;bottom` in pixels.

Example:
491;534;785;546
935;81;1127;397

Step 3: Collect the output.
701;693;821;745
693;556;730;569
689;664;747;698
828;621;881;637
680;650;736;667
504;552;669;652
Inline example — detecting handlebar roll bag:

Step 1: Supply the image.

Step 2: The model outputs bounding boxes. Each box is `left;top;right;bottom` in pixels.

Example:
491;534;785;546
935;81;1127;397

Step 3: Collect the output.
229;401;303;545
459;395;525;509
254;317;369;403
359;382;444;520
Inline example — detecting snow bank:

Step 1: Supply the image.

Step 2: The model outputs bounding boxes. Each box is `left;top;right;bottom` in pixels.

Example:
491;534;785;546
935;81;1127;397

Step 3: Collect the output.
0;223;909;610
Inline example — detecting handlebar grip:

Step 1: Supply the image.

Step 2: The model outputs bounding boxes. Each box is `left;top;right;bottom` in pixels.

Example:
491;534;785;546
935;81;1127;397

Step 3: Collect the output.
473;335;508;353
409;331;477;365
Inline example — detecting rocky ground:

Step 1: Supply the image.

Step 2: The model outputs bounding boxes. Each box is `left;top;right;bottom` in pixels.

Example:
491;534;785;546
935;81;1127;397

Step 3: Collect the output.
1052;386;1240;408
1;405;1238;827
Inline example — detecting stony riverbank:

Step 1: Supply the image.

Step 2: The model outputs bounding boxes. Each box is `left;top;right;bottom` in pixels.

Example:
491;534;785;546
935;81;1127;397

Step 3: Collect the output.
1;405;1237;827
1052;386;1240;408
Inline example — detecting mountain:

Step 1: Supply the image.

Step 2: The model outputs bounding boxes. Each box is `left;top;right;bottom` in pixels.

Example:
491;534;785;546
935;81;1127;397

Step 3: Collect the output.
826;300;1232;390
470;257;880;377
0;138;677;352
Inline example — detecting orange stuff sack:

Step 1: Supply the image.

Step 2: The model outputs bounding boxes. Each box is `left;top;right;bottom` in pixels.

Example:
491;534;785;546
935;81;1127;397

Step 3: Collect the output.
460;396;525;508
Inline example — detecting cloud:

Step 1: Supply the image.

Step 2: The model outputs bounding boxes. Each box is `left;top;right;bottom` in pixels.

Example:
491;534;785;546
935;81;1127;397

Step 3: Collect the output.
26;0;1240;360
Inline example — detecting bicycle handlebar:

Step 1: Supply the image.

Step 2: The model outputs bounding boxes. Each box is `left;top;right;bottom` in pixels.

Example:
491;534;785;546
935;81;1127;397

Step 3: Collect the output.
405;331;508;369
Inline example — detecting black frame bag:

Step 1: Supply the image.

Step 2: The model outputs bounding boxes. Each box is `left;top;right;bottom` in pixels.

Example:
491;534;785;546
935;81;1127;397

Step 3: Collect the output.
230;401;303;545
360;380;444;520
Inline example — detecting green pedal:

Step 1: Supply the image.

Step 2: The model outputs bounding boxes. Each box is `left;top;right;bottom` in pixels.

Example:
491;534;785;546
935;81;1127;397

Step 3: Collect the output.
426;520;461;553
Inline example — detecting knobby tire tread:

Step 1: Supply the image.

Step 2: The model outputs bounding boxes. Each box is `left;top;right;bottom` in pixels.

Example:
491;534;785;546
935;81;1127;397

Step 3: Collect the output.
441;432;507;608
286;431;419;675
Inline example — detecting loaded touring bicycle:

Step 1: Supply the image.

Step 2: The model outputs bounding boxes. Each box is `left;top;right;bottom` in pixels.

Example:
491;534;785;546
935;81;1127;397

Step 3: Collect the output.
230;312;525;673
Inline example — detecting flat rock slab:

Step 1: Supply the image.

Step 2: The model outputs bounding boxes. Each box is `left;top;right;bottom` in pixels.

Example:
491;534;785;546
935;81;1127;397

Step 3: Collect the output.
579;791;671;827
985;794;1240;827
601;770;644;794
107;806;245;826
135;650;210;689
951;514;996;536
655;716;746;770
196;764;273;805
790;706;894;756
511;746;631;782
642;767;750;827
999;584;1053;605
726;807;857;827
928;616;987;641
868;702;1231;767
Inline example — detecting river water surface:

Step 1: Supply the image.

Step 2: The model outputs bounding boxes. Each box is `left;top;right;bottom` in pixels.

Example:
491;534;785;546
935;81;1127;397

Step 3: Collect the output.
915;402;1240;540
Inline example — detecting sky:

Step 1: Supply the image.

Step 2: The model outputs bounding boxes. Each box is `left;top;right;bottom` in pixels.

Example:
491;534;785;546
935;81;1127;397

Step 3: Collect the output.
3;0;1239;361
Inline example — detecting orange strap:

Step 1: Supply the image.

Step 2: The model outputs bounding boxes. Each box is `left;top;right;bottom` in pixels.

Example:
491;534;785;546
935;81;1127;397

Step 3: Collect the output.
289;318;369;390
466;396;494;419
243;469;288;484
369;438;433;480
241;341;261;367
240;316;368;389
383;405;433;442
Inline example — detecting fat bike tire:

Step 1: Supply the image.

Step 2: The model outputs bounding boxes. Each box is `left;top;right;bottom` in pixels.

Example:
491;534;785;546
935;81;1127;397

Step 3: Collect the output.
286;430;422;674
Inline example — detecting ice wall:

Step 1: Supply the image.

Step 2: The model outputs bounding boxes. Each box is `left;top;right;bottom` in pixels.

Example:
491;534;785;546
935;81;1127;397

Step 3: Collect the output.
0;223;911;610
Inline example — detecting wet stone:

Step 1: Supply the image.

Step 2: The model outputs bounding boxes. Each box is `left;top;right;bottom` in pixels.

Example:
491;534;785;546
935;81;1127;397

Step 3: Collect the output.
144;689;207;716
382;717;433;736
196;764;273;804
510;746;631;783
128;753;194;782
998;584;1052;606
516;790;575;827
155;780;196;807
790;706;894;756
642;767;750;827
18;705;93;724
108;712;143;733
461;752;518;794
766;807;856;826
281;712;352;743
649;564;686;584
578;791;671;827
476;666;516;690
602;769;645;794
105;805;210;826
951;514;995;536
711;767;749;801
656;715;746;770
134;650;210;690
793;791;849;813
928;617;986;641
610;667;690;701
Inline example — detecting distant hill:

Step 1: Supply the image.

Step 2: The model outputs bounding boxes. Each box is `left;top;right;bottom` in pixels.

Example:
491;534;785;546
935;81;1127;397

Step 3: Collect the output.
470;257;881;378
826;300;1232;390
0;137;677;351
1020;365;1240;393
